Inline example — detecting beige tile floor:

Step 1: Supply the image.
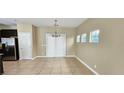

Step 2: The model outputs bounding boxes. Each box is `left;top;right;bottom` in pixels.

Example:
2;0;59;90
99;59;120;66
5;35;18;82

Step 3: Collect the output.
3;57;94;75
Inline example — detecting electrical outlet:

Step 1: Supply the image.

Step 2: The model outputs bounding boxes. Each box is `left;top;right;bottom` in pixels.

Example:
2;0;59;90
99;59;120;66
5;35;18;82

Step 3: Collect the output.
94;65;97;69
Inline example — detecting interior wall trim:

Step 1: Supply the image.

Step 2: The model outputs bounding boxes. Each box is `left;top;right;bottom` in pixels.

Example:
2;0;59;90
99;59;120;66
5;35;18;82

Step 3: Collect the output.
32;55;75;60
64;55;75;57
75;56;99;75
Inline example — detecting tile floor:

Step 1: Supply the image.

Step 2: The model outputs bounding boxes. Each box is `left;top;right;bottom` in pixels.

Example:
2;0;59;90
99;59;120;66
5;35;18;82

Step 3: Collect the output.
3;57;94;75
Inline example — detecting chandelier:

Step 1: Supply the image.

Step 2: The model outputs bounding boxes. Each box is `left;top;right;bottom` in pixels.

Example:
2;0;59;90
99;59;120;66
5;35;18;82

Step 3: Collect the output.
52;20;61;37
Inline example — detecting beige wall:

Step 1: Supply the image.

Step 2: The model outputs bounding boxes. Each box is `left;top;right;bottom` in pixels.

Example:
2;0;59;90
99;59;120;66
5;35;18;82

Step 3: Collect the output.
37;27;76;56
32;25;37;58
76;18;124;75
17;23;32;32
0;25;16;29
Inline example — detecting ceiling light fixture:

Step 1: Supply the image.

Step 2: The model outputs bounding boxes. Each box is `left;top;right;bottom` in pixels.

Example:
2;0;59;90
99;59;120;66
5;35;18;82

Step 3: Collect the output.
52;20;61;37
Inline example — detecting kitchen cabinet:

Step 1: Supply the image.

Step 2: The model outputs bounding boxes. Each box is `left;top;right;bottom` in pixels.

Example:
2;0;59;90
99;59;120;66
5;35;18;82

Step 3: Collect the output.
0;54;4;75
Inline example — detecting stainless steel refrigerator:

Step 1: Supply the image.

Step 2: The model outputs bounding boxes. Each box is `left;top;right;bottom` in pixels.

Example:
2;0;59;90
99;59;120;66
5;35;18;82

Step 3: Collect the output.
1;38;19;61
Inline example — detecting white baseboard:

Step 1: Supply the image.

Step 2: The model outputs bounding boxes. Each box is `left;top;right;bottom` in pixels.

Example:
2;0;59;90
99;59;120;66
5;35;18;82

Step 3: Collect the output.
32;55;75;60
19;58;33;60
75;56;99;75
32;56;48;60
65;55;75;57
32;56;38;60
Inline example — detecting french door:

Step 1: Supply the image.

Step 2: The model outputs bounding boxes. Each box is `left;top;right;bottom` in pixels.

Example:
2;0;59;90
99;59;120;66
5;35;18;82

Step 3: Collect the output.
46;33;66;57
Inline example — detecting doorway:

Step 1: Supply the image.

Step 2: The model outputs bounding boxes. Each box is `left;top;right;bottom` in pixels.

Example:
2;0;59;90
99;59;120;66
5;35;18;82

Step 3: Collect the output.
18;32;32;59
46;33;66;57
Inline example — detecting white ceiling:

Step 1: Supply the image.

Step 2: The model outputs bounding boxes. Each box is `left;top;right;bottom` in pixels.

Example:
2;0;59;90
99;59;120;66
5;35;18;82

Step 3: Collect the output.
0;18;87;28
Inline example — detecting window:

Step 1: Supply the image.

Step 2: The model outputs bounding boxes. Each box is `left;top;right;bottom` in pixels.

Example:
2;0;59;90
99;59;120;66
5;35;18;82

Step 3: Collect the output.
89;29;100;43
76;35;81;43
81;33;87;43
